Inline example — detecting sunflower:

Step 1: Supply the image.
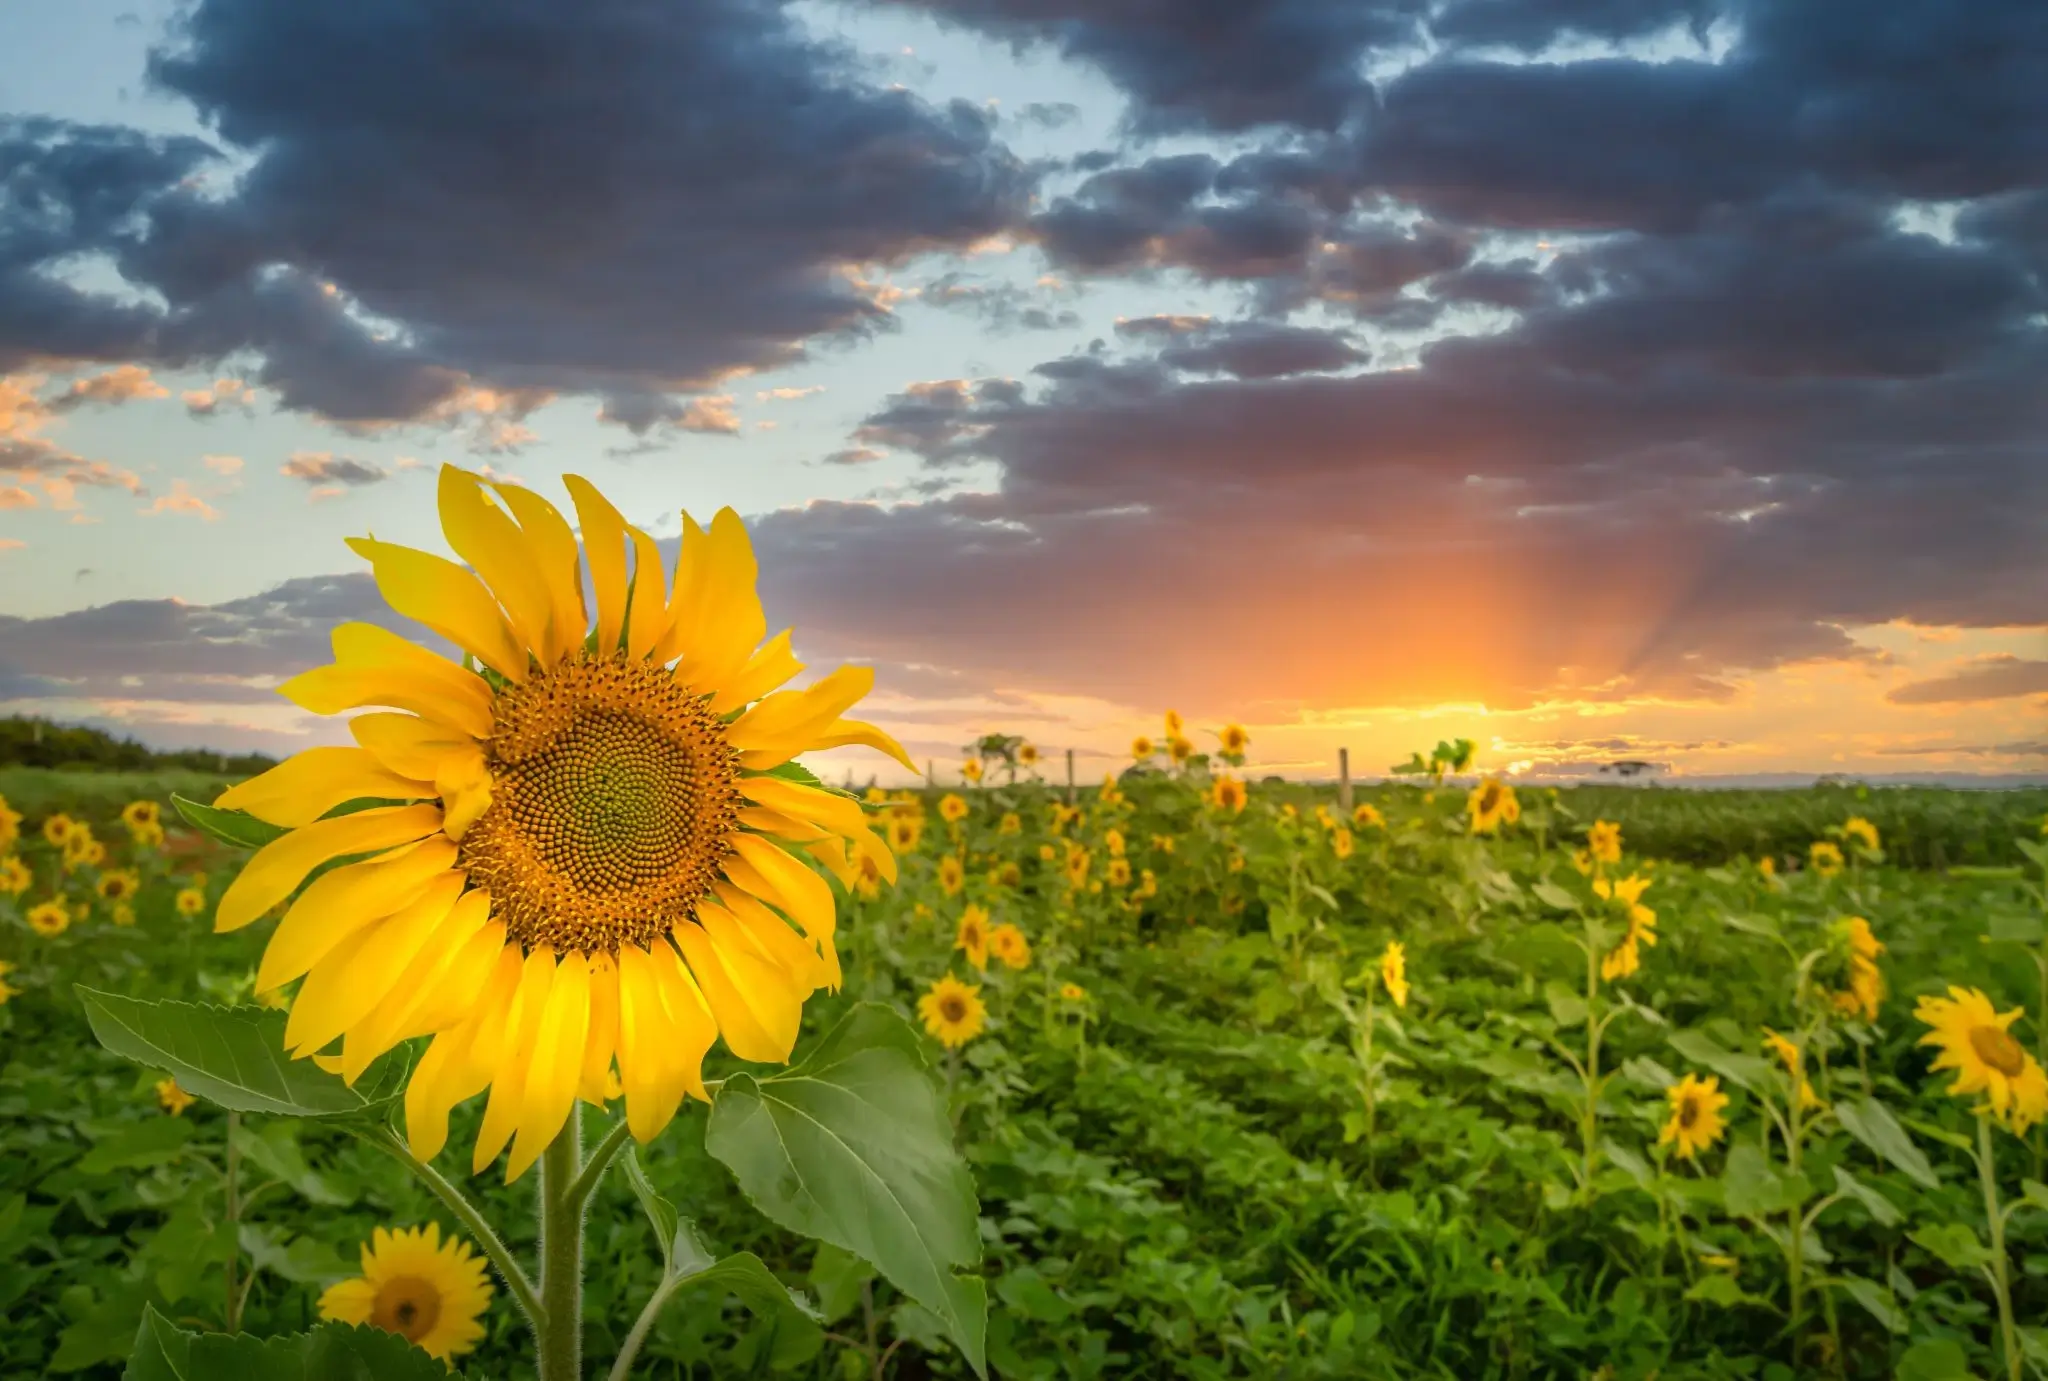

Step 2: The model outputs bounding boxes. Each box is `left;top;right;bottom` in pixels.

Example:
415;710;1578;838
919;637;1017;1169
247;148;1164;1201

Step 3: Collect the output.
1600;901;1658;981
938;793;969;824
1381;941;1409;1008
1593;872;1651;907
1353;803;1385;830
1163;710;1184;737
1809;841;1844;878
1063;844;1091;889
1758;855;1778;880
1098;773;1124;804
0;854;30;897
961;759;983;784
996;861;1022;889
1018;743;1038;767
96;870;141;904
1150;833;1175;853
1059;982;1086;1002
1658;1074;1729;1161
27;899;69;937
203;466;909;1181
1208;776;1248;814
1106;857;1133;887
1840;816;1880;854
918;976;986;1049
1331;826;1355;860
885;814;922;852
1167;735;1193;764
0;962;17;1007
955;905;991;969
0;796;20;853
131;822;166;850
937;853;965;897
156;1078;196;1116
1131;736;1155;760
41;813;75;847
122;800;162;834
998;812;1021;836
1133;867;1158;899
1915;987;2048;1135
1826;917;1884;1020
1217;723;1249;757
989;922;1030;970
319;1223;494;1360
175;886;207;918
1762;1028;1822;1110
1587;820;1622;866
1467;778;1520;834
1105;828;1126;858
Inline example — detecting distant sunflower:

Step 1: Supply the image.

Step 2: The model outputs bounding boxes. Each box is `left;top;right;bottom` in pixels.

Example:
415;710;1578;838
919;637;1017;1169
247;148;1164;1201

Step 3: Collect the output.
1106;857;1133;887
1131;736;1155;760
1915;987;2048;1136
156;1078;196;1116
1105;828;1126;858
1353;803;1385;830
955;905;991;969
1063;845;1091;889
937;854;966;897
1841;816;1880;854
41;813;76;847
918;976;986;1049
1658;1074;1729;1161
1017;743;1038;767
989;922;1031;970
1331;827;1355;860
319;1223;493;1360
97;870;141;904
205;465;909;1180
121;800;162;834
175;886;207;918
885;814;922;853
1467;779;1520;834
939;793;969;823
1217;724;1249;757
1380;941;1409;1009
1762;1028;1822;1110
998;812;1022;835
0;855;31;897
1587;820;1622;866
1167;735;1193;764
961;759;984;784
1809;841;1844;878
1059;982;1086;1002
27;899;68;937
1826;917;1884;1020
1163;710;1184;737
1208;776;1248;814
0;796;19;853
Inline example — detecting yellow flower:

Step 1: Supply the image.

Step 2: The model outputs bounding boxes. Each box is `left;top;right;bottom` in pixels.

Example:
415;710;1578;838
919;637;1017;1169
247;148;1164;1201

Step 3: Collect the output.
319;1223;494;1360
1134;867;1158;899
1105;828;1126;858
131;822;166;850
1059;982;1085;1002
996;861;1022;889
112;903;136;927
41;813;76;847
1658;1074;1729;1161
1098;774;1124;804
0;971;16;1007
955;905;991;969
1150;833;1176;854
961;759;983;784
918;975;986;1049
1131;736;1155;759
0;854;30;897
1163;710;1184;737
1208;776;1248;814
1587;820;1622;865
156;1077;197;1115
1600;901;1658;981
201;465;910;1181
1106;857;1132;887
1570;848;1593;876
27;899;69;937
1063;844;1091;889
1352;803;1385;830
1762;1028;1822;1110
939;793;969;823
1467;778;1520;834
886;813;923;852
1758;855;1777;879
1226;850;1245;873
122;800;162;833
1827;917;1885;1020
1915;987;2048;1136
1167;735;1193;764
989;922;1031;970
998;812;1021;836
1037;843;1057;863
1841;816;1880;853
0;796;18;853
1809;841;1844;878
1593;872;1651;906
938;853;966;897
1218;723;1249;756
97;869;141;904
175;887;208;918
1331;827;1355;860
1381;941;1409;1008
1018;743;1038;767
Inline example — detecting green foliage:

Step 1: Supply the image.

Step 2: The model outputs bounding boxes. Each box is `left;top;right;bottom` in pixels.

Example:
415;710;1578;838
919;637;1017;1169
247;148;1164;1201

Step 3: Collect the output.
0;717;275;775
124;1306;457;1380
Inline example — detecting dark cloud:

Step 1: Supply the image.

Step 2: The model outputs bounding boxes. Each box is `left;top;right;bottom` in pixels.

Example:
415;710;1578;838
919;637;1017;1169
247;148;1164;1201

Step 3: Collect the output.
918;272;1082;332
278;452;387;487
1;0;1032;424
1153;321;1367;379
1887;656;2048;706
1013;102;1081;130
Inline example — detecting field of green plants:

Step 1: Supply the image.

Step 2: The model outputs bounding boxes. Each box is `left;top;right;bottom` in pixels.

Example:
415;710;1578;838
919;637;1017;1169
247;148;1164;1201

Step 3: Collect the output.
4;754;2047;1380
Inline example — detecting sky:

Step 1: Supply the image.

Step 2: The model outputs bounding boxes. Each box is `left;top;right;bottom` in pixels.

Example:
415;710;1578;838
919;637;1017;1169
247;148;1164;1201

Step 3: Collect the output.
1;0;2044;786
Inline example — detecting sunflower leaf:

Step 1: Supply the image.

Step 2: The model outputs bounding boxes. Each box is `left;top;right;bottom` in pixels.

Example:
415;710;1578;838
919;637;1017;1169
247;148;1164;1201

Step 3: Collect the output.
170;794;288;851
705;1002;987;1376
1835;1098;1942;1189
78;988;396;1119
123;1304;460;1379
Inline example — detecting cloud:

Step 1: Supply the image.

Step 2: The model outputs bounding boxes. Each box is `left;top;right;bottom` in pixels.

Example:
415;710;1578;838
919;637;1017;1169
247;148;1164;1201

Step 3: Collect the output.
202;453;243;474
143;478;221;521
0;374;148;509
181;377;258;417
0;538;22;551
757;386;825;402
1887;656;2048;705
48;364;169;409
917;271;1082;332
822;445;888;466
279;451;388;488
596;392;741;437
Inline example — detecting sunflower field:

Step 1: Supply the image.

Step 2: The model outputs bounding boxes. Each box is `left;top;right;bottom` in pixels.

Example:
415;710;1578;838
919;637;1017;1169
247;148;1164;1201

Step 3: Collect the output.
3;472;2048;1381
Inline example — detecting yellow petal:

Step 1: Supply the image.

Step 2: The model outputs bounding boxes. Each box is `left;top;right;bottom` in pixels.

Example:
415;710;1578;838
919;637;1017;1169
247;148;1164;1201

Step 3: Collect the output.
346;537;527;682
342;904;499;1083
255;836;459;993
506;951;592;1181
565;475;631;657
671;919;801;1063
216;747;432;827
648;940;718;1098
727;666;873;753
737;775;869;838
706;886;829;989
434;745;494;841
217;804;443;933
785;716;917;773
709;630;804;714
578;954;620;1107
624;520;672;663
473;949;558;1175
438;465;556;664
349;713;478;781
615;943;686;1144
723;832;836;953
283;624;494;740
285;870;466;1056
661;509;765;688
490;481;587;663
405;1010;494;1165
736;806;832;840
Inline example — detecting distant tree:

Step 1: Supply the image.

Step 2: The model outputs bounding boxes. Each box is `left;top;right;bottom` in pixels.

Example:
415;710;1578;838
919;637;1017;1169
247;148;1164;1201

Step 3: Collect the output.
0;716;276;773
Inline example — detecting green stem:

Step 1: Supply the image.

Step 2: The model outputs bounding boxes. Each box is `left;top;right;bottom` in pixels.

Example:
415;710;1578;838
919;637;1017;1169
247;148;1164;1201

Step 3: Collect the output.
351;1126;545;1335
538;1114;585;1381
1787;1051;1806;1348
1581;931;1602;1197
1360;983;1378;1185
565;1116;633;1213
1978;1116;2020;1381
606;1272;683;1381
223;1110;242;1333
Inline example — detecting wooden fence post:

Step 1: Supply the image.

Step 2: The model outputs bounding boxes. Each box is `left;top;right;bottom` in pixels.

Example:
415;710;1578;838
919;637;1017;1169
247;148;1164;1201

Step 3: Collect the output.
1338;747;1353;815
1065;748;1076;805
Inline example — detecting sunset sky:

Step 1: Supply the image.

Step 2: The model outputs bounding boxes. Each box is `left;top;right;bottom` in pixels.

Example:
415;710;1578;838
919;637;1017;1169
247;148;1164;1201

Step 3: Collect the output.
2;0;2043;784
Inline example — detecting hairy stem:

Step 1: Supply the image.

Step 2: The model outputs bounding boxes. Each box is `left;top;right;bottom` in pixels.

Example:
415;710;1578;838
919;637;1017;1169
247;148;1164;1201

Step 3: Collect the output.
1978;1116;2020;1381
538;1114;585;1381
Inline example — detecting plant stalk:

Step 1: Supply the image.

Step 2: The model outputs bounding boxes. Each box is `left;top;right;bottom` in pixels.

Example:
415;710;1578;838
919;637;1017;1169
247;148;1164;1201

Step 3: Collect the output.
223;1110;242;1333
1977;1116;2020;1381
538;1112;585;1381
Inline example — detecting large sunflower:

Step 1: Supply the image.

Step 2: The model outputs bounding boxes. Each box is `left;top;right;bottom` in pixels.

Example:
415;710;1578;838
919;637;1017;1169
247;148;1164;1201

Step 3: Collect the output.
209;466;911;1181
1915;987;2048;1135
319;1223;493;1360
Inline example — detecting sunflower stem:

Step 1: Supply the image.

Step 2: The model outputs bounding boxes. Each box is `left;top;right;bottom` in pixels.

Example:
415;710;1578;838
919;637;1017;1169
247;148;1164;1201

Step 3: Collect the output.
565;1116;634;1214
354;1125;545;1333
538;1113;585;1381
1976;1115;2021;1381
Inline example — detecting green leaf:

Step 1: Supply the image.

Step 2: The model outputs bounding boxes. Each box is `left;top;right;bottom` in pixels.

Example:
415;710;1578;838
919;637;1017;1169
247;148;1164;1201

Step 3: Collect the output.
620;1144;681;1274
1834;1274;1906;1334
78;989;393;1119
808;1243;875;1324
705;1002;987;1376
169;795;287;851
2019;1180;2048;1213
231;1122;351;1206
1836;1098;1942;1190
237;1225;349;1285
1722;1144;1807;1218
1666;1028;1773;1092
1720;911;1784;940
670;1231;824;1364
1531;880;1579;912
1684;1273;1768;1308
79;1118;196;1175
760;760;850;797
1543;980;1588;1028
1985;910;2045;944
1894;1337;1980;1381
1911;1223;1994;1272
124;1304;458;1380
1829;1166;1901;1227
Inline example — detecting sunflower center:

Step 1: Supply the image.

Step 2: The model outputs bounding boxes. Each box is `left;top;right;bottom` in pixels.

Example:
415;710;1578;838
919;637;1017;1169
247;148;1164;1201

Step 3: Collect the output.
459;656;741;955
371;1275;443;1343
940;995;968;1022
1970;1024;2027;1077
1678;1098;1699;1130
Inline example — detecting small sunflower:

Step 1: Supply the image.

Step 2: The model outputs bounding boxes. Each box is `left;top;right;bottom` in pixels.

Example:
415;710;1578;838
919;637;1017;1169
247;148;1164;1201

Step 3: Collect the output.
1331;826;1355;860
1467;779;1520;834
1761;1028;1822;1110
885;814;922;852
41;813;76;847
1381;941;1409;1009
960;759;984;784
1106;857;1132;887
156;1077;197;1115
0;854;31;896
1825;917;1884;1020
918;976;986;1049
1600;902;1658;981
1167;735;1193;764
319;1224;494;1360
996;861;1022;889
939;793;969;824
1163;710;1184;737
998;812;1021;836
1915;987;2048;1136
1757;855;1778;880
1131;736;1155;760
27;899;69;937
1658;1074;1729;1161
1208;776;1248;814
1809;841;1844;878
1353;803;1385;830
1017;743;1038;767
202;465;909;1181
937;854;966;897
1063;845;1091;889
955;905;991;969
1102;828;1125;858
1133;867;1158;899
122;800;162;833
1587;820;1622;866
0;962;17;1006
988;922;1030;970
0;796;19;853
1150;833;1176;853
97;870;141;904
174;886;207;918
1059;982;1085;1002
1840;816;1880;854
1217;723;1249;757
